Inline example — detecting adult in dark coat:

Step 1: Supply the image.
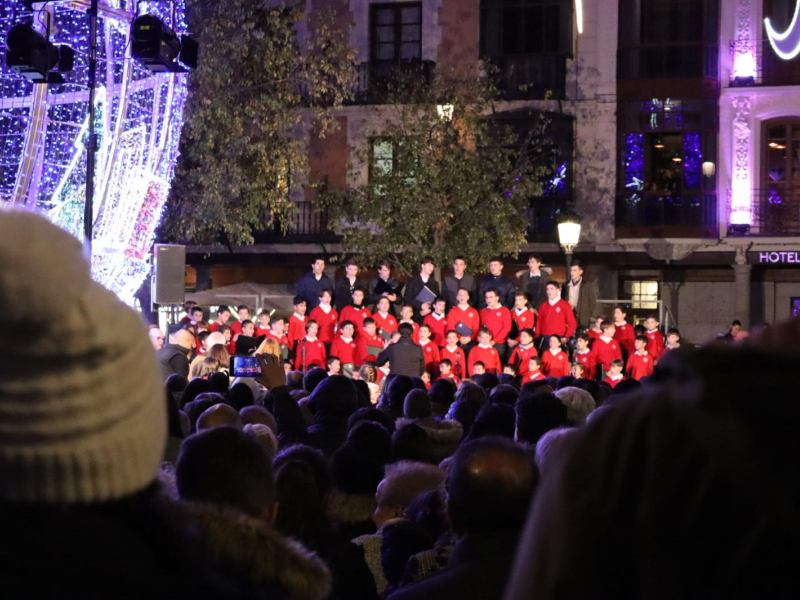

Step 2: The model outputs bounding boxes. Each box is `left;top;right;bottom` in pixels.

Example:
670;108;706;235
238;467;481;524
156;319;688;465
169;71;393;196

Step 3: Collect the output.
403;257;440;313
442;256;478;309
367;260;402;311
560;260;599;329
387;438;537;600
334;259;363;312
156;325;194;379
477;257;516;309
517;255;550;309
377;324;425;378
296;257;335;310
307;375;360;457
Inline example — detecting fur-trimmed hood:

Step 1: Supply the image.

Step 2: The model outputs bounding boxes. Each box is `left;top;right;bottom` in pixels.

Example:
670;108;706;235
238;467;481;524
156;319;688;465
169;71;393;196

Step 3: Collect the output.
177;502;331;600
326;490;375;524
396;417;464;445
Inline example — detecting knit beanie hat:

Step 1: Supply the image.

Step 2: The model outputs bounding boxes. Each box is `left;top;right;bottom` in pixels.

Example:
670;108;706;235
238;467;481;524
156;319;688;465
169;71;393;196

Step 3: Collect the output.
0;210;166;503
404;389;432;420
303;366;328;393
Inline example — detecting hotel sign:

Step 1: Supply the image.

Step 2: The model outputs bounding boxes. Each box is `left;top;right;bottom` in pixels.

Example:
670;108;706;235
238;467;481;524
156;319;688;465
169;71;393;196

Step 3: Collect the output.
750;251;800;264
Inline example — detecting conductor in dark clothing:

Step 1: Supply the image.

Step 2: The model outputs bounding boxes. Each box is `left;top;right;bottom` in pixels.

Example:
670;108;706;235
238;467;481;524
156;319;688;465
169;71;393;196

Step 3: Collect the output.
477;257;516;309
377;323;425;378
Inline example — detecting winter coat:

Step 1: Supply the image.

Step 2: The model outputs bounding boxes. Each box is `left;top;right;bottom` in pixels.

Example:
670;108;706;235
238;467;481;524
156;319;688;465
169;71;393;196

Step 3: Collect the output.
377;338;425;378
307;376;360;457
157;343;190;380
396;417;463;463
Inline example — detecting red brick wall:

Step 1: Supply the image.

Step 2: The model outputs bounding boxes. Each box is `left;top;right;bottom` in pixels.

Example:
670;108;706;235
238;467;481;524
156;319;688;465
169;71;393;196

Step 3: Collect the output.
305;116;349;202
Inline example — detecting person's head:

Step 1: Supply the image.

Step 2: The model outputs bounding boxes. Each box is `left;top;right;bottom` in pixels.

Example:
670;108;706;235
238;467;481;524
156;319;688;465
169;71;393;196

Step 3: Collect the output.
318;289;332;306
468;403;516;441
351;288;365;306
359;364;377;384
228;382;255;411
400;305;414;321
293;296;307;315
439;358;453;376
473;361;486;375
177;427;276;521
240;405;278;433
190;306;204;322
419;323;432;342
569;261;584;281
478;326;493;346
613;305;627;323
378;260;392;279
373;461;446;529
218;324;232;343
576;334;590;351
667;328;681;345
445;330;459;347
216;307;231;324
489;257;503;276
272;317;287;335
169;325;195;351
456;288;470;306
515;391;569;445
453;256;467;276
549;335;562;351
306;319;319;338
148;326;165;350
240;320;255;337
635;335;648;352
398;322;414;339
594;316;605;330
600;320;616;338
527;255;543;271
545;281;561;300
730;320;742;336
258;309;271;328
377;296;391;314
520;329;534;346
236;305;250;322
529;356;542;373
570;363;585;378
327;356;341;375
447;438;537;536
609;359;624;376
340;321;355;338
311;256;326;275
644;315;659;331
484;288;500;308
433;297;446;315
196;403;243;431
420;256;435;276
345;259;359;279
514;292;528;310
419;302;432;317
403;388;432;419
421;371;431;385
503;364;518;376
189;357;221;380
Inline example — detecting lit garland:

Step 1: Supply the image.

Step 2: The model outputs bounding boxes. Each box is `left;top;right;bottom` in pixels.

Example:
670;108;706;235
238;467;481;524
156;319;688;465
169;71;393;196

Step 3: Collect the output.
0;0;189;305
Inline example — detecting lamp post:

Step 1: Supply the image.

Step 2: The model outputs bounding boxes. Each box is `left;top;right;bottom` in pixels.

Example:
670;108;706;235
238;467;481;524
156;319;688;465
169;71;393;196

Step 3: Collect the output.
557;211;581;271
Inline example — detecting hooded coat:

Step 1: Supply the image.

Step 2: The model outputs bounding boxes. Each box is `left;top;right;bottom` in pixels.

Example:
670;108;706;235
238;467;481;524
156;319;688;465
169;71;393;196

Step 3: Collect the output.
395;417;463;463
307;376;359;456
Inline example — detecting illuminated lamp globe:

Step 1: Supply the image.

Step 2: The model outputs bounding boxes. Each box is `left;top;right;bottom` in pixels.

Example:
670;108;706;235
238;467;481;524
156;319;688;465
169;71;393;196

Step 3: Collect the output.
557;211;581;255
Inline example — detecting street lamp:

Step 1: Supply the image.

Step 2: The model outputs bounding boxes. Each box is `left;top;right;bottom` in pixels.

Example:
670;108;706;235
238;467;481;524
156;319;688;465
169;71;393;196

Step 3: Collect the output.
436;103;454;121
558;210;581;270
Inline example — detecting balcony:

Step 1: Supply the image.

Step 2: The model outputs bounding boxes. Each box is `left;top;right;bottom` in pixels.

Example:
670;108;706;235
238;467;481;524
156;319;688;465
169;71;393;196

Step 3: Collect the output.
616;190;718;238
726;188;800;236
618;42;719;81
353;60;435;104
253;202;339;243
729;40;800;87
485;55;568;100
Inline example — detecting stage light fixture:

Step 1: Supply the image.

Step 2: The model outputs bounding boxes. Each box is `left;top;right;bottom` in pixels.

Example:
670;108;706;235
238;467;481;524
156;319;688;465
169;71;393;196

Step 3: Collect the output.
5;23;74;83
131;14;197;73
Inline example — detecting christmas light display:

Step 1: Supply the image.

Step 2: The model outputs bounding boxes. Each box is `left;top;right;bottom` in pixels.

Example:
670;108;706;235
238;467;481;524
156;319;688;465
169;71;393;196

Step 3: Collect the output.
1;0;189;305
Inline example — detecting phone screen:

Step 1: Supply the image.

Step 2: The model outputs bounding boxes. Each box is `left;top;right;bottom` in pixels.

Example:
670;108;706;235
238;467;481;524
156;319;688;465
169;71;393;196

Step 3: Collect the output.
229;356;262;377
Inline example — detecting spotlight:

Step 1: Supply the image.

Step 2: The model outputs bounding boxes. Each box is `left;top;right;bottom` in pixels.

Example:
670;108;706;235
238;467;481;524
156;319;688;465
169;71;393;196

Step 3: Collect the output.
131;15;198;73
5;23;74;84
653;136;665;149
671;153;683;163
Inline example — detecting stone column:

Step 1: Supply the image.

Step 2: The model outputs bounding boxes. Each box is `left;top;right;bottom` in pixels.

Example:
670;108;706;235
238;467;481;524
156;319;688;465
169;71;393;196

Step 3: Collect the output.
733;263;752;328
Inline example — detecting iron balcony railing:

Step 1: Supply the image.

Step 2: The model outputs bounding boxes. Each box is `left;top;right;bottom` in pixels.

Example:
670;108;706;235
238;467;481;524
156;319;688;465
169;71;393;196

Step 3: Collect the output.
729;39;800;87
352;60;436;104
618;42;719;80
726;188;800;236
485;54;568;100
616;190;718;237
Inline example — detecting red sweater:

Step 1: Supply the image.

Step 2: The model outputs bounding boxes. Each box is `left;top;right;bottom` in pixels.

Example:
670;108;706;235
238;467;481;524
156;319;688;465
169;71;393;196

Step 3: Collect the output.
613;321;635;357
255;326;270;338
372;312;398;337
287;314;307;350
446;306;481;342
376;366;390;386
441;346;468;380
419;341;441;373
537;300;577;339
423;313;448;346
468;345;502;376
309;306;339;344
356;333;385;367
512;308;537;340
542;349;569;379
627;351;654;380
208;321;226;333
480;306;513;344
339;305;372;336
524;371;546;382
574;349;597;380
295;338;326;370
604;375;624;389
646;330;664;361
508;344;539;376
330;336;358;365
592;337;622;372
587;328;602;341
231;321;243;336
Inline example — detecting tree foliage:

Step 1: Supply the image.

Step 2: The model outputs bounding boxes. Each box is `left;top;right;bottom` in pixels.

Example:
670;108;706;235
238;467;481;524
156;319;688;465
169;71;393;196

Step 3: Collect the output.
163;0;355;245
318;66;555;276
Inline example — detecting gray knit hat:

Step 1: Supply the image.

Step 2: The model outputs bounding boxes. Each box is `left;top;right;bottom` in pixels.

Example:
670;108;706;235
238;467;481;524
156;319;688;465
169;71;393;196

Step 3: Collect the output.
0;209;166;503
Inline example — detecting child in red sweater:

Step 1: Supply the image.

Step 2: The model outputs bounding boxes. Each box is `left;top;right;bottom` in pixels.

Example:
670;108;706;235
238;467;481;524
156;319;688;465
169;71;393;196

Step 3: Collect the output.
446;289;480;344
627;335;654;381
659;328;681;360
372;297;398;338
480;289;512;356
468;327;502;376
357;318;386;367
471;362;486;376
524;356;546;382
542;335;569;379
592;320;623;375
309;290;338;348
326;356;341;376
586;316;605;341
398;305;421;344
418;323;441;374
441;330;468;381
339;288;371;337
508;329;538;376
295;320;327;371
604;359;625;388
423;297;449;347
510;292;537;346
644;314;665;363
570;362;586;379
537;281;577;348
255;309;271;338
287;296;308;352
438;359;459;385
330;321;358;377
612;305;635;357
573;334;597;379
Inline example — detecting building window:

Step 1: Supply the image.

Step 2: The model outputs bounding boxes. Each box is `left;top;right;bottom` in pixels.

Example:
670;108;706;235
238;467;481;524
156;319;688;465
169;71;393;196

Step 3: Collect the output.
624;280;659;311
370;3;422;62
369;138;417;194
641;0;703;43
480;0;568;56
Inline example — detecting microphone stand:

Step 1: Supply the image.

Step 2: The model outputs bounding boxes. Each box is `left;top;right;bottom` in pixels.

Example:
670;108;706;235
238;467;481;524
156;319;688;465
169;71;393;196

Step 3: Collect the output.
302;339;307;373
